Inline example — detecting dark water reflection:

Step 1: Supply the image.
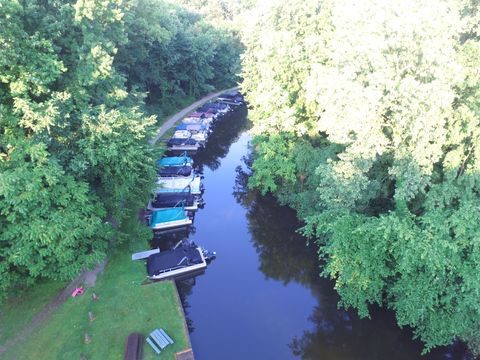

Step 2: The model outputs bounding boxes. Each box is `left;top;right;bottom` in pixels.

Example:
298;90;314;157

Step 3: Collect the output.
173;108;470;360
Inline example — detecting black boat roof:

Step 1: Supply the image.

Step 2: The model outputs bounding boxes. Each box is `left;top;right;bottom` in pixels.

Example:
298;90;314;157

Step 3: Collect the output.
146;245;203;276
167;138;199;146
152;192;195;208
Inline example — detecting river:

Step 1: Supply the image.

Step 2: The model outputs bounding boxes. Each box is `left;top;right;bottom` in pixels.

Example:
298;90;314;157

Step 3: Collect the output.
163;107;470;360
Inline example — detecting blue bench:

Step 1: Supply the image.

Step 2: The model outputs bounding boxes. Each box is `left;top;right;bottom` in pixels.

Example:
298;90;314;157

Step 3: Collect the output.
147;328;175;355
146;337;161;355
158;329;174;345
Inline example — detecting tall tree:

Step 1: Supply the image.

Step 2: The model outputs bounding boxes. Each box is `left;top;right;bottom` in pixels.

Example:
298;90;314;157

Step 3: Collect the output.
116;0;243;106
0;0;156;299
242;0;480;354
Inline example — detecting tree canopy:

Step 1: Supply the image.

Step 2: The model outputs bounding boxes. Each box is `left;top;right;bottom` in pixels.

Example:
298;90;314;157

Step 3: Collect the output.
241;0;480;354
0;0;241;299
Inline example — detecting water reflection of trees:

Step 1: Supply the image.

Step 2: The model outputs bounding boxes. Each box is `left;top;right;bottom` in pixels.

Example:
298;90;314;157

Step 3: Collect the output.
150;226;196;250
233;155;471;360
176;279;196;333
174;106;249;335
193;106;248;172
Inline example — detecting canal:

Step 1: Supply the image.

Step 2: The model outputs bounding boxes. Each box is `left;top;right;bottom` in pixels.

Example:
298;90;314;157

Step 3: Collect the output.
170;107;470;360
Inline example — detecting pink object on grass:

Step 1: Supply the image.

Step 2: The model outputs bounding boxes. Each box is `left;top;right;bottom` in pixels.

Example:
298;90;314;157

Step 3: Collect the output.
71;287;84;297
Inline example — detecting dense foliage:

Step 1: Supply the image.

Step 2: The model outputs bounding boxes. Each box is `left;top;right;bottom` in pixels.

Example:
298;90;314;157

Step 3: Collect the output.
117;0;243;107
0;0;241;299
242;0;480;354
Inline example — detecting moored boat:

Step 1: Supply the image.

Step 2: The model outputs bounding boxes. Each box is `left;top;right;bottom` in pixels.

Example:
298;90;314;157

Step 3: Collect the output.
147;207;192;230
146;242;215;280
217;90;245;106
157;164;193;178
157;154;193;167
167;137;202;152
148;191;201;211
156;175;202;195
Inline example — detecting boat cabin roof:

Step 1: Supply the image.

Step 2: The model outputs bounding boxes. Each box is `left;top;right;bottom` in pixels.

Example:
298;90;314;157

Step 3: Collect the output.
149;208;187;227
157;155;193;167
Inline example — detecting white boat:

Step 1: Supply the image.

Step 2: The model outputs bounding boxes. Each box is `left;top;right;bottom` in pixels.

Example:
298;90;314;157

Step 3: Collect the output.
172;130;208;144
147;207;192;230
156;176;202;195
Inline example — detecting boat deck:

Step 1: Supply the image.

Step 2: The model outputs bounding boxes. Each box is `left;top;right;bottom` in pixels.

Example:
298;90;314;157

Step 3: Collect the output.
147;246;207;280
150;218;192;230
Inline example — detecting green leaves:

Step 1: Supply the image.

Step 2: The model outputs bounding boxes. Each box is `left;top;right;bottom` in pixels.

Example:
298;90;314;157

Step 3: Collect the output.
0;142;110;299
115;0;242;104
71;106;157;225
0;0;167;301
249;134;297;194
242;0;480;354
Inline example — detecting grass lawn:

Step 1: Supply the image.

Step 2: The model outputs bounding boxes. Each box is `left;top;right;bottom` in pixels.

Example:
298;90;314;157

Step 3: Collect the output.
1;241;190;360
0;279;66;344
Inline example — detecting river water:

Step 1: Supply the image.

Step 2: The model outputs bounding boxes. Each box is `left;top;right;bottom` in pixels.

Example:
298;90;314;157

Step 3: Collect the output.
168;107;469;360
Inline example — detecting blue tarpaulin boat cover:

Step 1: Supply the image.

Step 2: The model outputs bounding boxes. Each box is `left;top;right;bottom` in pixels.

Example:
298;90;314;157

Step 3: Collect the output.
157;155;192;167
149;208;187;227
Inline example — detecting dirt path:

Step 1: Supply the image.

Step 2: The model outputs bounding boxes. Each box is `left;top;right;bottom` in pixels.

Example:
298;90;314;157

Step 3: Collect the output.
0;87;237;357
149;86;239;145
0;261;106;357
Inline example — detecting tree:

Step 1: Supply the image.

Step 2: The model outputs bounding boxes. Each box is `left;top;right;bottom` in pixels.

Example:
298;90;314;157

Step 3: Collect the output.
242;0;480;354
0;0;155;299
115;0;243;106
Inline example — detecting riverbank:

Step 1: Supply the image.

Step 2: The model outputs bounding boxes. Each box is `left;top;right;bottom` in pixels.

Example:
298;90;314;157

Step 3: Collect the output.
0;241;190;360
0;88;238;359
150;86;239;144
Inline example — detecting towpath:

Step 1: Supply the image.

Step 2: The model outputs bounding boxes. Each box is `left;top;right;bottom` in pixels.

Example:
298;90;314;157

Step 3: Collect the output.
0;261;106;356
150;86;238;144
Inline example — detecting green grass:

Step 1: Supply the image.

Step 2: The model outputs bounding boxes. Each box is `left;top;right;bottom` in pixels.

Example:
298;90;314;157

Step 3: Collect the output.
144;96;195;127
1;242;190;360
0;280;66;344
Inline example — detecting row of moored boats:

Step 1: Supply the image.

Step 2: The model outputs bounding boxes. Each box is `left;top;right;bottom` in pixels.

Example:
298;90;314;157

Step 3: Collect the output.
137;90;245;281
167;91;245;152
